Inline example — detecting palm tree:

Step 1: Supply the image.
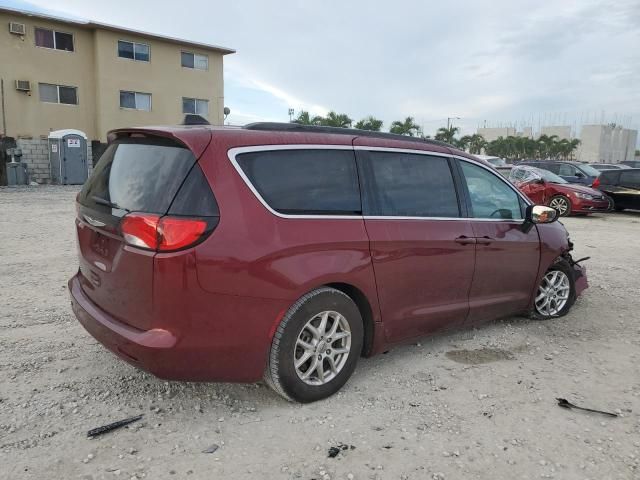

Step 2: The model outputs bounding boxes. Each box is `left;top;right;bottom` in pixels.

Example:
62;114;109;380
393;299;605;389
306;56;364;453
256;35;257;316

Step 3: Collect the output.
568;139;581;160
435;126;460;144
537;134;558;160
292;111;314;125
457;134;486;154
355;116;383;131
390;117;421;136
316;111;353;128
457;135;472;151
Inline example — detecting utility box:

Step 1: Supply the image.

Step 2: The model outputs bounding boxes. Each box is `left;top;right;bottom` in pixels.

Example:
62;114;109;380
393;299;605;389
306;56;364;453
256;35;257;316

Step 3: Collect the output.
6;162;29;186
48;129;88;185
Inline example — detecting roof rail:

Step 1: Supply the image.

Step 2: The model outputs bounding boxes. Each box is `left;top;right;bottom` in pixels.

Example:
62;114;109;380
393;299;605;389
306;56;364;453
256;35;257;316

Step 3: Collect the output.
243;122;455;149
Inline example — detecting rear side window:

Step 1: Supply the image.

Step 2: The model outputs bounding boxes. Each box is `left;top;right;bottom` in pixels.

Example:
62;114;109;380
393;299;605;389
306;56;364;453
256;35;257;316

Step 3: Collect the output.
236;149;361;215
621;171;640;188
543;163;560;174
359;151;460;217
79;139;196;216
599;171;620;185
557;164;577;176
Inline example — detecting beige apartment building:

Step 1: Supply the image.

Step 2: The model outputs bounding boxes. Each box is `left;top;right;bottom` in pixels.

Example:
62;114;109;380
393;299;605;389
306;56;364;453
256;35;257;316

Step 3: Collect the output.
0;7;234;143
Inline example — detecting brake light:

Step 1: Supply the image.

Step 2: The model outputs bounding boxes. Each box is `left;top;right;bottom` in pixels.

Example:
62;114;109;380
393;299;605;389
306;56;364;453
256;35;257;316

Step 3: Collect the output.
121;213;161;249
120;213;210;252
592;177;600;188
158;217;207;251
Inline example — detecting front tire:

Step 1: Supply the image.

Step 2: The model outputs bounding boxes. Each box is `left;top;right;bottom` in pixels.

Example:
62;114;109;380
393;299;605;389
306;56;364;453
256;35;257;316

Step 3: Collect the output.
531;260;576;320
549;195;572;217
264;287;363;403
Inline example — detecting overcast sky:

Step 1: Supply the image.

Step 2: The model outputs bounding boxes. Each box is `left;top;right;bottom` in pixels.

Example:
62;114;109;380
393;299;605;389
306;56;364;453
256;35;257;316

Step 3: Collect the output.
5;0;640;138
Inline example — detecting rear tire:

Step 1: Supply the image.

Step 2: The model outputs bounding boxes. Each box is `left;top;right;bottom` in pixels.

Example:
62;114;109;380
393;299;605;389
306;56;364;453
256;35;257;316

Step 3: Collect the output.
548;195;572;217
264;287;363;403
531;260;576;320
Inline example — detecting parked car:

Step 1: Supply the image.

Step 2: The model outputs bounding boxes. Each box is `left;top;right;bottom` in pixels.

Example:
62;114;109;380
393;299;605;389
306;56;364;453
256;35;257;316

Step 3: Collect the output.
621;160;640;168
69;121;588;403
475;154;507;167
495;165;513;178
510;165;610;216
590;163;631;171
594;168;640;211
518;160;601;186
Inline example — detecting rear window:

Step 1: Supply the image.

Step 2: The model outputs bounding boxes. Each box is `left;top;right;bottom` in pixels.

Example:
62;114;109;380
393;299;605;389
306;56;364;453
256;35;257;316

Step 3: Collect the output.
599;171;621;185
236;149;361;215
79;139;196;216
359;151;460;217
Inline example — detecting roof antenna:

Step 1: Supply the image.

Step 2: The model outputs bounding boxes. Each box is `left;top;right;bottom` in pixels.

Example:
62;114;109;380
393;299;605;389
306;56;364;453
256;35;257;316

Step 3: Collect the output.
182;114;210;125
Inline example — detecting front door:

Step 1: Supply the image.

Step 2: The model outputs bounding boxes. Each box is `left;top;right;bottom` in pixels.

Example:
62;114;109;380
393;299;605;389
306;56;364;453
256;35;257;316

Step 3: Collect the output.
62;135;88;185
457;160;541;323
557;163;588;185
356;147;476;343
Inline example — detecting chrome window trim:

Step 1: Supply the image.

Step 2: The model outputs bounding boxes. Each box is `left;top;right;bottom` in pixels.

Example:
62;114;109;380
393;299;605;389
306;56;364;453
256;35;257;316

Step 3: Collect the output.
227;144;531;222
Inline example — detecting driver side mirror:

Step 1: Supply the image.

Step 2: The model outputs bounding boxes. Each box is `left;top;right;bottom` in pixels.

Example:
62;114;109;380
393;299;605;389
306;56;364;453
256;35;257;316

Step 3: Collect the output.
534;178;545;185
521;205;558;233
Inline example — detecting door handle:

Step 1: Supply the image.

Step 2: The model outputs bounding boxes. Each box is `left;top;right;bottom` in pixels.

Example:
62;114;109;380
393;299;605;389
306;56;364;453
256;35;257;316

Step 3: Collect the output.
476;236;493;245
455;236;476;245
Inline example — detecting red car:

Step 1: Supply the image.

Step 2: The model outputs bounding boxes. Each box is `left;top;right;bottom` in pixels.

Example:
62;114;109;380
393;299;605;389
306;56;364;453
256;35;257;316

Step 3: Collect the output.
510;165;610;216
69;121;588;402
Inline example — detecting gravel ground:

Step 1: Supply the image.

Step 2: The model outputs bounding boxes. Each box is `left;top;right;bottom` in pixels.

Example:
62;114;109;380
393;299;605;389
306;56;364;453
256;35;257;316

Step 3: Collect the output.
1;185;639;480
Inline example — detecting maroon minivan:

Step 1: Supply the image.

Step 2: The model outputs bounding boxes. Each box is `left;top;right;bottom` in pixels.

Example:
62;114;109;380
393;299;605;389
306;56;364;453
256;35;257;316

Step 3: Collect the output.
69;122;588;402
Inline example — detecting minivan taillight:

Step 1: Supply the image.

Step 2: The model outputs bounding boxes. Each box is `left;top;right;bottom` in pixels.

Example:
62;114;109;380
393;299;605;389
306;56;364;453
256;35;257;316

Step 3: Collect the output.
120;213;212;252
591;177;600;188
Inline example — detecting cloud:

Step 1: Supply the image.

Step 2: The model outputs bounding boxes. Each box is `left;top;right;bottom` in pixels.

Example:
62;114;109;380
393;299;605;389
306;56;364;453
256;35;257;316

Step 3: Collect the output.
10;0;640;139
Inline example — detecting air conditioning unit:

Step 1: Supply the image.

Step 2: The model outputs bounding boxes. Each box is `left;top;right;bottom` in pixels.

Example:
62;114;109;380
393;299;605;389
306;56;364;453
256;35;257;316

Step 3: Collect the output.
9;22;26;35
15;80;31;92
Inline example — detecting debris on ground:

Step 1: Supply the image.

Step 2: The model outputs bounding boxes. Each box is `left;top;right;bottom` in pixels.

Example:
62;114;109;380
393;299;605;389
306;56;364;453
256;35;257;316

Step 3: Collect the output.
86;414;144;438
556;398;618;417
327;444;355;458
202;444;219;454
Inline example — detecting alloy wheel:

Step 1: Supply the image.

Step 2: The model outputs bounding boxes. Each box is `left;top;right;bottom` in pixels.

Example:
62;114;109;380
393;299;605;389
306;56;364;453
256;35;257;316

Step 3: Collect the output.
294;311;351;386
535;270;571;316
549;197;570;216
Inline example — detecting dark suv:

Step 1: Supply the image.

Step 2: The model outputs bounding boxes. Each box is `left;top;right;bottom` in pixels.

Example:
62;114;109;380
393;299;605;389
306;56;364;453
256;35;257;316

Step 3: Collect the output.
518;160;600;186
594;169;640;211
69;122;588;402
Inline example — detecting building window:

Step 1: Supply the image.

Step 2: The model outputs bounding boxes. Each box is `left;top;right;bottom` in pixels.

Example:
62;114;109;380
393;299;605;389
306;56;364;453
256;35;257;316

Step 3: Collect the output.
119;91;152;111
182;97;209;116
118;40;150;61
39;83;78;104
35;27;74;51
181;51;208;70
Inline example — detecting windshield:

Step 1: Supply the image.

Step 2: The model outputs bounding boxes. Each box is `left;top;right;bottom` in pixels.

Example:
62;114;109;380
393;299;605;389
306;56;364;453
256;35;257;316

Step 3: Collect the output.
513;166;568;184
578;164;601;176
534;168;568;184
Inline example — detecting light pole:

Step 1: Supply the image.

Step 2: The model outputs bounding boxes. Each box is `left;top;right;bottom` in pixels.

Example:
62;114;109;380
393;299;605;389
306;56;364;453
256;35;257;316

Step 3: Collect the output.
288;108;295;122
447;116;461;130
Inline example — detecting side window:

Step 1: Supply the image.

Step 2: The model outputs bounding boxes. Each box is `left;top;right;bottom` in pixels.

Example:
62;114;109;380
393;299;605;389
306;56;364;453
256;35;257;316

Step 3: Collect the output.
599;171;620;185
360;151;460;217
620;171;640;188
557;164;576;176
236;149;361;215
543;163;560;174
460;161;523;220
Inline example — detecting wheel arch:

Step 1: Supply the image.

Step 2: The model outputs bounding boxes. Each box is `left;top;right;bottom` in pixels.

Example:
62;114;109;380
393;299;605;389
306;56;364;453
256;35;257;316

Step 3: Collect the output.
325;282;376;357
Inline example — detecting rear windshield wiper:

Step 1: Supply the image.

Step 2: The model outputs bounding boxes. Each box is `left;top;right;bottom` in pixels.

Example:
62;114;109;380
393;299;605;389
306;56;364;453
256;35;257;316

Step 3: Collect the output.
91;195;130;212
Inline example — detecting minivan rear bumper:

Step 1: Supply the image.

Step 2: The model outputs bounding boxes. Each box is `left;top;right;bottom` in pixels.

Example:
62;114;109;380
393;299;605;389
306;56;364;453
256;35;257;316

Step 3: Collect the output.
69;272;287;382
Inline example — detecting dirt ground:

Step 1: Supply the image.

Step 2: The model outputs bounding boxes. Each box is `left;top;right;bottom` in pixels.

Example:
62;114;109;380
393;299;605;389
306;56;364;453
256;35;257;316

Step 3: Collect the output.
1;185;639;480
